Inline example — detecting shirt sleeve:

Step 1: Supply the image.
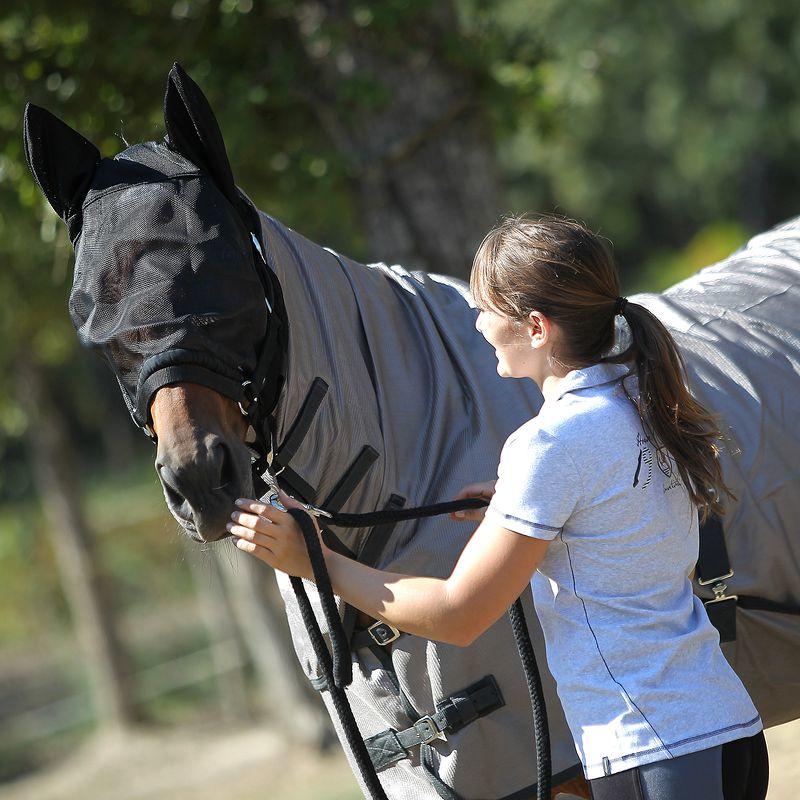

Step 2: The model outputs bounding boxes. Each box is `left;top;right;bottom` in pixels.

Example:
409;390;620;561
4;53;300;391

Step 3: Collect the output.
485;425;583;540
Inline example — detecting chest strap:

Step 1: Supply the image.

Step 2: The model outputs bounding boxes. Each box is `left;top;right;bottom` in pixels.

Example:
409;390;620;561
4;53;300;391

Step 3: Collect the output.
363;674;504;772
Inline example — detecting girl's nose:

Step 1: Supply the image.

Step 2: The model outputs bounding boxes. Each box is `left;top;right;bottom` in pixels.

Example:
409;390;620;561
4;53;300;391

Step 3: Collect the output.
475;310;484;332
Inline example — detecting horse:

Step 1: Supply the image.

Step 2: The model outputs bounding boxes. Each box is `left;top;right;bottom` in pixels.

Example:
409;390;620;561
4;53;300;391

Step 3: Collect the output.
23;63;800;800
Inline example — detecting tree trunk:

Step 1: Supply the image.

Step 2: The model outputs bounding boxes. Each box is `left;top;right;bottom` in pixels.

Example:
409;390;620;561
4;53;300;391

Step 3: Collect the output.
183;541;251;723
215;548;331;745
293;1;502;280
20;360;138;731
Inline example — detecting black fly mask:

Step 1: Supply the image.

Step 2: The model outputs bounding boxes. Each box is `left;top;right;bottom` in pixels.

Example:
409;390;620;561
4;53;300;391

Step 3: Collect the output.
23;63;288;451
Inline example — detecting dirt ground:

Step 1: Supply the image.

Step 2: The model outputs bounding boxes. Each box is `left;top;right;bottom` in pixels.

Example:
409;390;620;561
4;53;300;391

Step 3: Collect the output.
2;718;798;800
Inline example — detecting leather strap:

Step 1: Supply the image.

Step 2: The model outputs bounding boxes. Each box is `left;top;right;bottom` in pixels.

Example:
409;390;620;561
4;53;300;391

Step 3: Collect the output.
364;674;504;772
697;515;732;585
272;377;329;470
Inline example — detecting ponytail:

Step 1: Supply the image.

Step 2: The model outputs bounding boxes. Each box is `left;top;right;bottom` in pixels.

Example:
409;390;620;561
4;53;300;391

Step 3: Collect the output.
603;301;737;522
471;213;737;523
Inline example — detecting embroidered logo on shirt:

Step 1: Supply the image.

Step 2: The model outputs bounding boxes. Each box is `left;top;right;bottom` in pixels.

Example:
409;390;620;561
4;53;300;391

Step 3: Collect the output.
632;432;653;489
657;449;682;493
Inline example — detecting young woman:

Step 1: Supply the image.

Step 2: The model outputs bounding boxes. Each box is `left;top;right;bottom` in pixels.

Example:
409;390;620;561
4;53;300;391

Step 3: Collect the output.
228;215;768;800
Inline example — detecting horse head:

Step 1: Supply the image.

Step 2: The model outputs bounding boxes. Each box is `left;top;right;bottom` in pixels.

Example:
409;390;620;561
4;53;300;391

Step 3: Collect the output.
23;63;287;542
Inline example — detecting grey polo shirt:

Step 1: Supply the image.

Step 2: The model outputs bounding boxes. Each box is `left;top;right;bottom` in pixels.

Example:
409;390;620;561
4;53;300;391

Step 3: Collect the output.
485;362;761;779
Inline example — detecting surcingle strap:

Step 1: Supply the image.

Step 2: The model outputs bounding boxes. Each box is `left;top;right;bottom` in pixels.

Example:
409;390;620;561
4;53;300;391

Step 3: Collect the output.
324;445;379;511
364;675;505;772
697;514;800;643
697;514;738;643
346;494;406;646
276;467;318;505
697;514;733;586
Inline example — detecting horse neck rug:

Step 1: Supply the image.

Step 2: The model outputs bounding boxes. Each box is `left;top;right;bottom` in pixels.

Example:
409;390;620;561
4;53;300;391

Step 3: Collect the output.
260;211;579;799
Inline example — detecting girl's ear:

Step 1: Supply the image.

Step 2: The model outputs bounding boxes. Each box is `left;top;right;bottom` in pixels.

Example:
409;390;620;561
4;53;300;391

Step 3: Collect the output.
163;62;237;205
23;103;100;239
527;310;548;347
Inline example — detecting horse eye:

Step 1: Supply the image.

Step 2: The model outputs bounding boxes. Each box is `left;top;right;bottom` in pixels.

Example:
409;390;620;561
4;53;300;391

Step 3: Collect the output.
98;268;122;305
98;240;146;305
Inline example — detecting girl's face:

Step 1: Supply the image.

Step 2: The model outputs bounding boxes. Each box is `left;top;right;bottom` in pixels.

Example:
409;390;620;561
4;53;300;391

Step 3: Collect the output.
475;305;538;379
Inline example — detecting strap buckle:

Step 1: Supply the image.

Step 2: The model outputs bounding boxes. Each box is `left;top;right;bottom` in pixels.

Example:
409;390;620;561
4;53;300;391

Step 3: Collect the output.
413;715;446;745
705;583;738;606
698;568;734;587
368;620;400;646
699;569;736;608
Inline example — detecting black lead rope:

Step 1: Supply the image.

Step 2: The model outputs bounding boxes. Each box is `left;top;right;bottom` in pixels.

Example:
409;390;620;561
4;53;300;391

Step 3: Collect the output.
284;498;552;800
288;508;388;800
322;498;489;528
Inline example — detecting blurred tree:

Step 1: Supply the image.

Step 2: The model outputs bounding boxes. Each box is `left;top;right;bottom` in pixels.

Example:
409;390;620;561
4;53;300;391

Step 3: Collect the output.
290;0;502;277
457;0;800;267
18;359;139;730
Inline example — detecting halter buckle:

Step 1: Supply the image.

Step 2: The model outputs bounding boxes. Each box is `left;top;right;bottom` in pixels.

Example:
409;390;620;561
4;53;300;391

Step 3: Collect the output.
239;380;258;416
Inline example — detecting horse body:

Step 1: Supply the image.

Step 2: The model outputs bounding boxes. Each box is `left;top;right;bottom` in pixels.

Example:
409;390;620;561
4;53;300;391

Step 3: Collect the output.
256;208;800;796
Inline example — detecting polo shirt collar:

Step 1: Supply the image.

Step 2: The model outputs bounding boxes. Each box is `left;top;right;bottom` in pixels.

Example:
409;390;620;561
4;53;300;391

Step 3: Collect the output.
543;361;635;404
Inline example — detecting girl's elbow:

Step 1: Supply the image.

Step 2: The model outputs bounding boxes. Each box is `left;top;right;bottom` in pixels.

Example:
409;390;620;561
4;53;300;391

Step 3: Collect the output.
440;586;486;647
438;630;473;648
446;617;486;648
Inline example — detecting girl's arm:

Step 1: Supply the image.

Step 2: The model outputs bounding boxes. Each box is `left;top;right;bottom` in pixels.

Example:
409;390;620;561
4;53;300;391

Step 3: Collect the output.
229;495;549;647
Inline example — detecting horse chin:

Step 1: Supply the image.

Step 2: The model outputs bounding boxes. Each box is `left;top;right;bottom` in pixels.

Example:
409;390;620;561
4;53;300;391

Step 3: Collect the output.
168;492;246;543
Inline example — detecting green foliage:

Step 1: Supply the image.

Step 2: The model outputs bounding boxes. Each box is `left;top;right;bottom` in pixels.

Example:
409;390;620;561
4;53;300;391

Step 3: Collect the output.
628;220;750;294
1;0;796;597
458;0;799;263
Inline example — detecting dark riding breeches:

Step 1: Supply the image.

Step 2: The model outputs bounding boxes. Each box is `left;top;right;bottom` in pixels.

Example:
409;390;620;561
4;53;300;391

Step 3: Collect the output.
588;732;768;800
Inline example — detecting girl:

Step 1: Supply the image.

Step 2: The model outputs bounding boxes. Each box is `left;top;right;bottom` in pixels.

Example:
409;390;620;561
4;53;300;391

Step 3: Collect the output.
228;215;768;800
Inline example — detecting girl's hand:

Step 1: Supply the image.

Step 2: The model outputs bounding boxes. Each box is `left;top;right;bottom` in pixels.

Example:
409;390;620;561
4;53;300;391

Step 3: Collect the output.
450;480;497;522
227;490;324;580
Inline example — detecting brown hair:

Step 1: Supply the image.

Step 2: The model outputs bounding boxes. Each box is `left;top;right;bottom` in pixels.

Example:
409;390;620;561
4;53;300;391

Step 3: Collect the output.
470;213;736;522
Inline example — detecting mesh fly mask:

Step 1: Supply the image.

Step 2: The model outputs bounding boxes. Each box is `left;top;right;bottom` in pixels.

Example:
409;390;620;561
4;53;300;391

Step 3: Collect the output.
23;64;288;450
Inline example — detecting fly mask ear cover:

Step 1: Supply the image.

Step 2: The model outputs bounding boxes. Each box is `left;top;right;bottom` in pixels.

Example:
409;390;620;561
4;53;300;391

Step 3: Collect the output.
68;141;271;432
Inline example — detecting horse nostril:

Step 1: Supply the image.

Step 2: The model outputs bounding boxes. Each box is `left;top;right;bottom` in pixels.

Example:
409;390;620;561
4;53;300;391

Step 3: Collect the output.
212;439;238;493
157;463;187;511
